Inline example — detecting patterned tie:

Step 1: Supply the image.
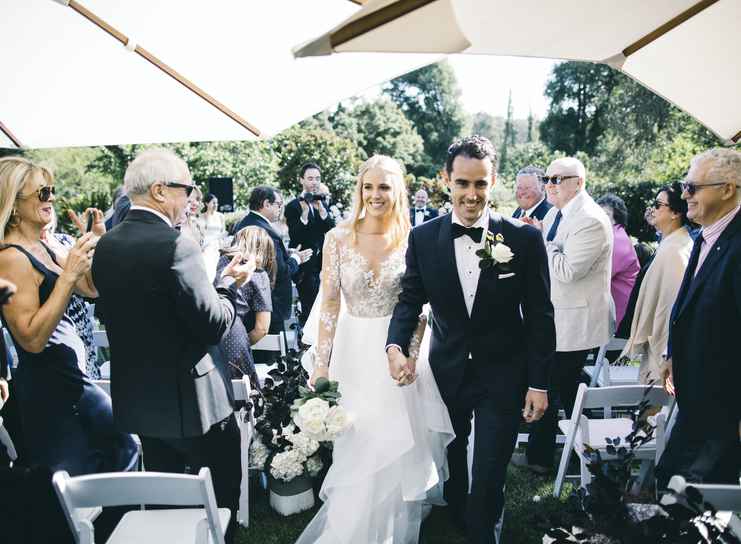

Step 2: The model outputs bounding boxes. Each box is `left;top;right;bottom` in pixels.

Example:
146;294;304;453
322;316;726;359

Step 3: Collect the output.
546;210;562;242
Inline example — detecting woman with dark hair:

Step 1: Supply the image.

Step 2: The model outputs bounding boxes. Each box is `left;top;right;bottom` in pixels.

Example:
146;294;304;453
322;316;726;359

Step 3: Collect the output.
621;182;694;383
215;225;274;386
598;193;640;330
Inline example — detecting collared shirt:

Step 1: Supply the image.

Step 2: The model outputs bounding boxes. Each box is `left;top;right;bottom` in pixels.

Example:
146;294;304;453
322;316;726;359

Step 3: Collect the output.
414;207;427;226
522;196;546;218
129;205;173;228
253;210;302;266
696;204;741;276
451;209;489;317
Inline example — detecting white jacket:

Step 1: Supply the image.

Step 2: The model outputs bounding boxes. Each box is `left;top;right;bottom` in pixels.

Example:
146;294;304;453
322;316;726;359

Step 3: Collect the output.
542;190;614;352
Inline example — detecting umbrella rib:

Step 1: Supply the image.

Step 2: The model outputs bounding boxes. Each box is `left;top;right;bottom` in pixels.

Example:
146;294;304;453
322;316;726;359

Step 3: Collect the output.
331;0;437;50
66;0;262;138
622;0;720;57
732;131;740;144
0;121;23;148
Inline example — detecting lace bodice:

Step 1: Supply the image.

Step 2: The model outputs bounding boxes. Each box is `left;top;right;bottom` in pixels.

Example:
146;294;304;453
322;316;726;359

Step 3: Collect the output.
316;227;425;367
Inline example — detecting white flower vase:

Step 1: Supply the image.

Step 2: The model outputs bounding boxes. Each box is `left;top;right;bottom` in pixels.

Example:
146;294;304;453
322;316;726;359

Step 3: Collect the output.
268;473;315;516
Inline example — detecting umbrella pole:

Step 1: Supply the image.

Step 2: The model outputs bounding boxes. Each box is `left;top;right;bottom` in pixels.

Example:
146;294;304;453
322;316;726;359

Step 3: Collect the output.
0;121;23;149
61;0;262;138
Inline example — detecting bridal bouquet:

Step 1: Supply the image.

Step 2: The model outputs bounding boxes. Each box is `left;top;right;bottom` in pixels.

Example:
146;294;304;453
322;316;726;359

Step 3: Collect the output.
291;377;352;442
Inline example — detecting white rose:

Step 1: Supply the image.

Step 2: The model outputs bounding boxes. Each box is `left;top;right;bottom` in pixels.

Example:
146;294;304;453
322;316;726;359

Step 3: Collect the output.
301;417;326;439
298;398;331;422
324;406;351;439
306;454;324;477
288;431;320;457
491;243;514;264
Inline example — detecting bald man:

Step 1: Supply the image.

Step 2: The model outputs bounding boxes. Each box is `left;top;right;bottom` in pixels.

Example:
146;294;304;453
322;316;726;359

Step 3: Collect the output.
410;189;439;227
657;148;741;488
512;165;552;221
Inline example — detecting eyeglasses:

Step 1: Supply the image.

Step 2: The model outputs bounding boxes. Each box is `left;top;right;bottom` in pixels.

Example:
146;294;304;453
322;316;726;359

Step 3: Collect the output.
652;200;670;210
680;180;739;196
17;185;56;202
541;175;579;185
164;181;195;197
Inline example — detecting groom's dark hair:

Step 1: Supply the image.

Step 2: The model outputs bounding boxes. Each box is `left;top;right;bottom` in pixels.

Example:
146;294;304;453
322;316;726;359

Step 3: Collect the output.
446;135;498;175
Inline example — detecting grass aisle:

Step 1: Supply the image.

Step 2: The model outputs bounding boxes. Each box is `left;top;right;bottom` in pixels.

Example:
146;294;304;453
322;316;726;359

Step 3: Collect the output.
237;466;577;543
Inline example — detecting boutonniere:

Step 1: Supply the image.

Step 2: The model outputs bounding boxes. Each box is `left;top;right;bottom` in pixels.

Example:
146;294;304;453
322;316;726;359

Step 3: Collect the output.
476;232;514;271
424;209;430;216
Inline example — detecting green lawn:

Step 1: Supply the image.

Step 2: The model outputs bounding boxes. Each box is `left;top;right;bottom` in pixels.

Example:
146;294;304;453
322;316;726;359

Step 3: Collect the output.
236;464;580;543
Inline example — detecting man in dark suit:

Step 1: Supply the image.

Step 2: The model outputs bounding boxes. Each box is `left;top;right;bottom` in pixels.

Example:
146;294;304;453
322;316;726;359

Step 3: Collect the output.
92;149;254;543
410;188;439;227
387;136;555;543
234;186;312;334
284;163;334;325
657;148;741;488
512;165;551;221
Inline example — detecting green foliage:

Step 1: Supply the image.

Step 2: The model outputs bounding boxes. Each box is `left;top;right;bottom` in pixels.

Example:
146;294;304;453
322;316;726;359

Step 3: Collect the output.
471;112;505;149
272;127;362;207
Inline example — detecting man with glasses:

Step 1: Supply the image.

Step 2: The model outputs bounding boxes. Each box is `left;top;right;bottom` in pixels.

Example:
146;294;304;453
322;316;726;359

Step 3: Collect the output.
92;148;254;544
512;157;613;475
657;148;741;488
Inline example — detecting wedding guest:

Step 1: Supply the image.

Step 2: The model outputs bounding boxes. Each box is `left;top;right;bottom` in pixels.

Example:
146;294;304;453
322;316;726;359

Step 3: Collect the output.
516;157;613;475
597;194;640;330
180;185;205;247
0;156;138;476
199;193;226;247
92;148;253;543
658;148;741;488
620;183;692;383
216;226;274;386
104;188;131;230
512;165;551;221
410;189;439;226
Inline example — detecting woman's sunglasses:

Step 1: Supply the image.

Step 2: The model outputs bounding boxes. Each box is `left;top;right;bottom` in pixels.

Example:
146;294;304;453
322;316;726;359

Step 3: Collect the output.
652;200;670;210
18;185;56;202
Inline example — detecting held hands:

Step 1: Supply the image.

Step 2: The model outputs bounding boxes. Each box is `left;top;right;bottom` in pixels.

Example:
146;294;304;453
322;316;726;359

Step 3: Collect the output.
222;254;256;287
386;346;417;387
522;390;548;423
61;232;98;284
68;208;106;237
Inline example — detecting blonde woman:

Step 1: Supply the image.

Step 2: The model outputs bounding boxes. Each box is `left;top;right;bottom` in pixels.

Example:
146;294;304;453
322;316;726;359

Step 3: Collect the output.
215;226;274;385
180;184;205;248
296;156;454;544
0;156;137;475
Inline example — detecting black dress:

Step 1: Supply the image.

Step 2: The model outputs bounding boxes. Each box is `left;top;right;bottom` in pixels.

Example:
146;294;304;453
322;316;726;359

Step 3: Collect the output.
0;244;138;476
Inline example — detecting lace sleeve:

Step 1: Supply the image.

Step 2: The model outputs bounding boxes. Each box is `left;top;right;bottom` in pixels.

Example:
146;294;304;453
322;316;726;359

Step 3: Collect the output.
315;229;341;368
407;313;427;362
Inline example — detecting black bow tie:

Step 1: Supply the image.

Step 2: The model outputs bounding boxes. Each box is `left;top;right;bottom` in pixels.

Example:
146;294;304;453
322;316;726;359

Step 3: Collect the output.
452;223;483;243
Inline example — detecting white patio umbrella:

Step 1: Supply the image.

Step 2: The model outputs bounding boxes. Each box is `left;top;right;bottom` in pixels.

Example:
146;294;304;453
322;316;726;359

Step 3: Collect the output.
294;0;741;144
0;0;437;149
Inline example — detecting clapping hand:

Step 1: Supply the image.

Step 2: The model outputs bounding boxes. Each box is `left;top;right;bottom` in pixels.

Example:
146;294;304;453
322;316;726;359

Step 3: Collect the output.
292;244;313;264
68;208;106;237
222;254;256;287
661;358;675;397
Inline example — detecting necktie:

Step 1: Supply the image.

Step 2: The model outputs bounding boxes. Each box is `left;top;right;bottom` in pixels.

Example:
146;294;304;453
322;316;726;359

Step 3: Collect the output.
687;232;704;279
452;223;483;243
546;211;562;242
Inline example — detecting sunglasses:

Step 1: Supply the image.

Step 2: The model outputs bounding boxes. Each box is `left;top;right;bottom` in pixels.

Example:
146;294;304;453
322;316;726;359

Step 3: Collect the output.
652;200;670;210
540;175;579;185
164;181;195;197
17;185;56;202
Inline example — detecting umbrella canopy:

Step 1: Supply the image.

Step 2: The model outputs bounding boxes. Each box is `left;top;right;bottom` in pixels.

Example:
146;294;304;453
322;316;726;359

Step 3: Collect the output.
0;0;437;149
295;0;741;144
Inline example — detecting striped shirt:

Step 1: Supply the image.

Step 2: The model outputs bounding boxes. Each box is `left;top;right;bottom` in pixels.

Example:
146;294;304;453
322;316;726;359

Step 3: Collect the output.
695;204;741;276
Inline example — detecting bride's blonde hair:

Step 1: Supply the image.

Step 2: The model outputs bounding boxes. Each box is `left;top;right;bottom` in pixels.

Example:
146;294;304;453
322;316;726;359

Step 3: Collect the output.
347;155;410;249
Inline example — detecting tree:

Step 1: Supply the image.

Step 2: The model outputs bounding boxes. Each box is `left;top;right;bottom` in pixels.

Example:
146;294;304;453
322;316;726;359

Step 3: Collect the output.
471;112;505;149
384;61;469;176
500;90;515;172
527;108;534;143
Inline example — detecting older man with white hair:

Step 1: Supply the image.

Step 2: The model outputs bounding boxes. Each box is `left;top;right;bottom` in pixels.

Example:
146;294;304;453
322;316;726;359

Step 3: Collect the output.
92;148;254;543
657;148;741;488
513;156;613;475
512;165;552;221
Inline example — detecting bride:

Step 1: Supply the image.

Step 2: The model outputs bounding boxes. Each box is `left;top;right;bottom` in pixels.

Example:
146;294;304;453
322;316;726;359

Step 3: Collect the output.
296;155;454;543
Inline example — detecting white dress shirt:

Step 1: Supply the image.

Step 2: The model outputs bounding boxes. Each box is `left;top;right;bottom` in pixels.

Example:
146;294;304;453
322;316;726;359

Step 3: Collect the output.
451;209;489;317
414;208;426;226
522;196;546;218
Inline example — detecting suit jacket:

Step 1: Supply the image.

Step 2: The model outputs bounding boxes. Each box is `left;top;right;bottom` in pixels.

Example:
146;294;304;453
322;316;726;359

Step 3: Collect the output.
410;206;439;227
387;213;555;405
668;210;741;438
284;198;335;277
542;191;614;352
512;198;552;221
234;211;298;327
92;209;237;439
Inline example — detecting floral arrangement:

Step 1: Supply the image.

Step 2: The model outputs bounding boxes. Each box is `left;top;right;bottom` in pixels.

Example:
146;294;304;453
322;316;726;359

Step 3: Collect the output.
476;231;514;271
292;377;351;442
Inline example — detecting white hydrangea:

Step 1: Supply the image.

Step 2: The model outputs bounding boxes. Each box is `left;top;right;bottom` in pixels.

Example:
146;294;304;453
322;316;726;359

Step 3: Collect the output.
306;454;323;477
248;437;269;470
270;449;307;482
287;431;320;457
324;405;351;440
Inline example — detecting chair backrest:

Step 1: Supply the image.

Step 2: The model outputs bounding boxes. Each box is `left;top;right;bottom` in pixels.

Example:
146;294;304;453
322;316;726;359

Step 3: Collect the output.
251;331;286;357
578;383;672;411
53;467;225;544
231;375;251;403
589;337;629;386
668;475;741;512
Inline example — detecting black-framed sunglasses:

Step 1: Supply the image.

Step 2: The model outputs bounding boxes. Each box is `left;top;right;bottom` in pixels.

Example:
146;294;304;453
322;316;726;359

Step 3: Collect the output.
679;180;741;196
164;181;195;197
17;185;56;202
540;175;579;185
652;200;670;210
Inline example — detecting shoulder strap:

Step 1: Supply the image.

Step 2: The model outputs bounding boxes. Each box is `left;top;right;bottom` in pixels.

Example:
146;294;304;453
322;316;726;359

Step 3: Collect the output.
0;243;53;275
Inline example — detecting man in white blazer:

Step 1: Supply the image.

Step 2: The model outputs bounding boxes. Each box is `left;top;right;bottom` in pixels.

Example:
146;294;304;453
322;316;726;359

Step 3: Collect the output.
515;156;614;474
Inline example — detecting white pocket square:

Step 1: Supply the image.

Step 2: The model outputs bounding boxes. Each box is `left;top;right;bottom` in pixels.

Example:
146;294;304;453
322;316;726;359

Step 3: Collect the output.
498;272;516;279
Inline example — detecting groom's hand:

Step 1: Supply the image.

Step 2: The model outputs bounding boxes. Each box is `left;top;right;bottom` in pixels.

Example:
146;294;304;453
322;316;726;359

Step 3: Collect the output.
522;390;548;423
387;346;410;384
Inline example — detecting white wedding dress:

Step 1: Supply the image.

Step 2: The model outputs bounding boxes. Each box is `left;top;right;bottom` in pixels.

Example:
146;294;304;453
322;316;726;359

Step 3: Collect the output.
296;227;454;544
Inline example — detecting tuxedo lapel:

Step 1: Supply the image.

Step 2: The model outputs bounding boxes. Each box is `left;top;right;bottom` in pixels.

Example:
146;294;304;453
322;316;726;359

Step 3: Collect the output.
437;215;470;320
471;214;502;320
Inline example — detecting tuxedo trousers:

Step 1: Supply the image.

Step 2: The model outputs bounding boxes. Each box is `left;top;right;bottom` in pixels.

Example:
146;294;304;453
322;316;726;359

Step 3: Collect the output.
444;365;520;544
527;349;591;467
140;414;241;544
296;269;320;326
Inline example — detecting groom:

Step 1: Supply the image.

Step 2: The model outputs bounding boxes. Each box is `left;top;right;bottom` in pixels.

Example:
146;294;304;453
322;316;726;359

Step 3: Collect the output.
387;136;555;543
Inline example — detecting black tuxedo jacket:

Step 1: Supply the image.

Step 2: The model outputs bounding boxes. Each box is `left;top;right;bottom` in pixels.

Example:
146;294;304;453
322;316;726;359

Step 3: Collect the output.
668;211;741;439
92;210;237;439
410;206;439;227
284;198;335;276
388;213;555;405
234;212;298;326
512;198;552;221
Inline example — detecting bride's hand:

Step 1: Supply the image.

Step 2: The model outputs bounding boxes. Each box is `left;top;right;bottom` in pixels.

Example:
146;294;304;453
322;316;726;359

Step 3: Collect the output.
310;366;329;387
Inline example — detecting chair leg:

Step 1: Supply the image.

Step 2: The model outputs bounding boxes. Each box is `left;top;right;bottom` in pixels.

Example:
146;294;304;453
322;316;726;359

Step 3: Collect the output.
631;460;653;495
553;442;572;498
579;455;592;490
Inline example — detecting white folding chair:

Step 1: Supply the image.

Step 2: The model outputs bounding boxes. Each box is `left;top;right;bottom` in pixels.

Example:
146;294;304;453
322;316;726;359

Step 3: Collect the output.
53;467;229;544
664;475;741;536
232;376;254;528
583;337;636;386
553;384;672;497
252;332;287;386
